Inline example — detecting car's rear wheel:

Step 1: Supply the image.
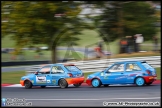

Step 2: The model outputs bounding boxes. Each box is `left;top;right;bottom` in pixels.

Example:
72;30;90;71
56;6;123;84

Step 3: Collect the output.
24;80;32;89
103;84;109;87
59;79;68;88
135;77;145;86
73;83;82;87
145;82;153;86
41;86;46;88
92;78;101;88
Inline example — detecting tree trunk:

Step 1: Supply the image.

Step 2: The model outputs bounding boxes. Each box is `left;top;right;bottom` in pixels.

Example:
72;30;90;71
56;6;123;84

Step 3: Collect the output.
51;45;57;63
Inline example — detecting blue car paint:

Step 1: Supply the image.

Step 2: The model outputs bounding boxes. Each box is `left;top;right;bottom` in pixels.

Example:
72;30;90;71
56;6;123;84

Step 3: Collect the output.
87;61;156;85
21;64;83;86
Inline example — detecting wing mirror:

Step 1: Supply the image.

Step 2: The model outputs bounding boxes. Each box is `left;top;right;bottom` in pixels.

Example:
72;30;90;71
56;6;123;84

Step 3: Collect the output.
105;71;110;73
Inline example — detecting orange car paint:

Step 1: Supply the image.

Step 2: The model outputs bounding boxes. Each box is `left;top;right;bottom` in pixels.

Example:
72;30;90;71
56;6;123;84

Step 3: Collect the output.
20;79;32;86
20;80;25;86
65;76;85;85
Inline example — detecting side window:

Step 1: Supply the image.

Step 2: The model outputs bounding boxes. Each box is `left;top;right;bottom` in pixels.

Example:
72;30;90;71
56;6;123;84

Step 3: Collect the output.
108;64;124;72
38;66;51;74
51;66;65;74
126;63;142;71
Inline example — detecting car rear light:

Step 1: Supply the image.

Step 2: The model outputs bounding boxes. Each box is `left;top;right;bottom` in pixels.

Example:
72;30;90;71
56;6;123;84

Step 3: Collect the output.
68;73;73;77
146;70;151;74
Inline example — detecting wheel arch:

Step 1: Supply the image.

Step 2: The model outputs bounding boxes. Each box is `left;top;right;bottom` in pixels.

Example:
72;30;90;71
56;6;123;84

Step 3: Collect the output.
58;78;68;85
24;79;33;85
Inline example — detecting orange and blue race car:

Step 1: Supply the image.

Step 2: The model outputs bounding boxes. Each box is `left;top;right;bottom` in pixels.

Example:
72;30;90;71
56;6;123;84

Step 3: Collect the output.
86;61;157;87
20;64;84;89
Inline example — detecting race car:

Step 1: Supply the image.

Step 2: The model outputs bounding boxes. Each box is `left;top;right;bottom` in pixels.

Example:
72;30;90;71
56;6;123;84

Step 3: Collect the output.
20;64;84;89
86;61;157;87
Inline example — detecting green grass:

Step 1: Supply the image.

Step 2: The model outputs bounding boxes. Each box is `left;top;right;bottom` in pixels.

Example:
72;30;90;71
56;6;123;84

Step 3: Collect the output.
2;67;161;84
2;28;161;55
75;29;101;47
2;50;85;62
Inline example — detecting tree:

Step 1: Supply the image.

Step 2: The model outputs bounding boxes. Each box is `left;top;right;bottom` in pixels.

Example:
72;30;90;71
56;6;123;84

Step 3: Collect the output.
98;1;158;42
2;1;86;63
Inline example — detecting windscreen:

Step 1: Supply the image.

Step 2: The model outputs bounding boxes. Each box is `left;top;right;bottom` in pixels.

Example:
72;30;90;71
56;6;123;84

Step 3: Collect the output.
65;66;80;72
142;63;153;69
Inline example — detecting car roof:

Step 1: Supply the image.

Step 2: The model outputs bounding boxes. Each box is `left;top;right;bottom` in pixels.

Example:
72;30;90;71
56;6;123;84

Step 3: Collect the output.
42;63;75;67
115;61;146;64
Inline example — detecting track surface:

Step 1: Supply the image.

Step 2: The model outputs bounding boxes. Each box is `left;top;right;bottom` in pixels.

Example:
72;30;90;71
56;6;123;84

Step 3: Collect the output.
2;84;161;107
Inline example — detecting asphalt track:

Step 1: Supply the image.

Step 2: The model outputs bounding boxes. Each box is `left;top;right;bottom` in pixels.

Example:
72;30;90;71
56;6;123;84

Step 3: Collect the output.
2;84;161;107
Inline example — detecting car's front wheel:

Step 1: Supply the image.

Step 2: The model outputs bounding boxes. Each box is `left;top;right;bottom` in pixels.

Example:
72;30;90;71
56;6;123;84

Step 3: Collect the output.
59;79;68;88
24;80;32;89
135;77;145;86
73;83;82;87
92;78;101;88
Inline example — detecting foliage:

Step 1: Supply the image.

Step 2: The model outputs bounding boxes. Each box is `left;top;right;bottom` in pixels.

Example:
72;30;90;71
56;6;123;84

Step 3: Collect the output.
2;1;83;46
1;1;88;62
86;1;159;42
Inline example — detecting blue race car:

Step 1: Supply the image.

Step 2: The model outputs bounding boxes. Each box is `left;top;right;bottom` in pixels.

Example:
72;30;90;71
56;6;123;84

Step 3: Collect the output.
20;64;85;89
86;61;157;87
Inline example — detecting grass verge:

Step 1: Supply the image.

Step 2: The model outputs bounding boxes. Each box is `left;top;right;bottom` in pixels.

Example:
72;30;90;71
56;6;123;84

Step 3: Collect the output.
2;68;161;84
2;50;85;62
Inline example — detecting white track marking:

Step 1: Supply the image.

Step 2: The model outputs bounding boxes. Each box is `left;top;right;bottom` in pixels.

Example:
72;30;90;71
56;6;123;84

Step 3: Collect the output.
3;84;134;87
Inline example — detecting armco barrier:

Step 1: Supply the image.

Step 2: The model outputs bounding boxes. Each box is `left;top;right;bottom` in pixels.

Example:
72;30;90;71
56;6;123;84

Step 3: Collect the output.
26;56;161;73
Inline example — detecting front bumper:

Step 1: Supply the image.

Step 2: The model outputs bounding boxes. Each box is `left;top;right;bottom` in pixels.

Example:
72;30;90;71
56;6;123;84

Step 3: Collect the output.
143;76;157;83
86;79;92;86
20;80;24;86
66;76;85;85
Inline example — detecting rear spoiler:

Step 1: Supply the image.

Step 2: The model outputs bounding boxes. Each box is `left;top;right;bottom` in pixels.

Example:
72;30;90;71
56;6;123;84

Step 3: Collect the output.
64;64;75;66
141;61;147;63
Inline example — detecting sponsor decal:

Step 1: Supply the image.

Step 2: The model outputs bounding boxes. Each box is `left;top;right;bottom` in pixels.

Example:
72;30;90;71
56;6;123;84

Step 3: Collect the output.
129;74;137;77
101;73;104;76
115;75;128;80
47;80;50;83
36;76;46;83
104;76;108;79
103;73;111;79
31;80;34;83
52;80;56;84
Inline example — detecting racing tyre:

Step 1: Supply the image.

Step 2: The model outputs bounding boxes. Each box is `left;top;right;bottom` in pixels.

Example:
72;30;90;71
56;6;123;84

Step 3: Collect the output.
145;82;153;86
73;83;82;87
135;77;145;86
24;80;32;89
103;84;109;87
41;86;46;88
59;79;68;88
92;79;101;88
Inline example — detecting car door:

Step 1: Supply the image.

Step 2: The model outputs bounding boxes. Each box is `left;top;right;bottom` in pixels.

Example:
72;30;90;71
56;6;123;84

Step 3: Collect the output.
101;63;126;84
125;62;142;83
34;65;52;85
51;65;66;86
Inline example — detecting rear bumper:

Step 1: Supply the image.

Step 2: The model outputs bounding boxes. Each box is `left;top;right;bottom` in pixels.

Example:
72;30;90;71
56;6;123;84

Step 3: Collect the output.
20;80;24;86
143;76;157;83
66;77;85;85
86;79;92;86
